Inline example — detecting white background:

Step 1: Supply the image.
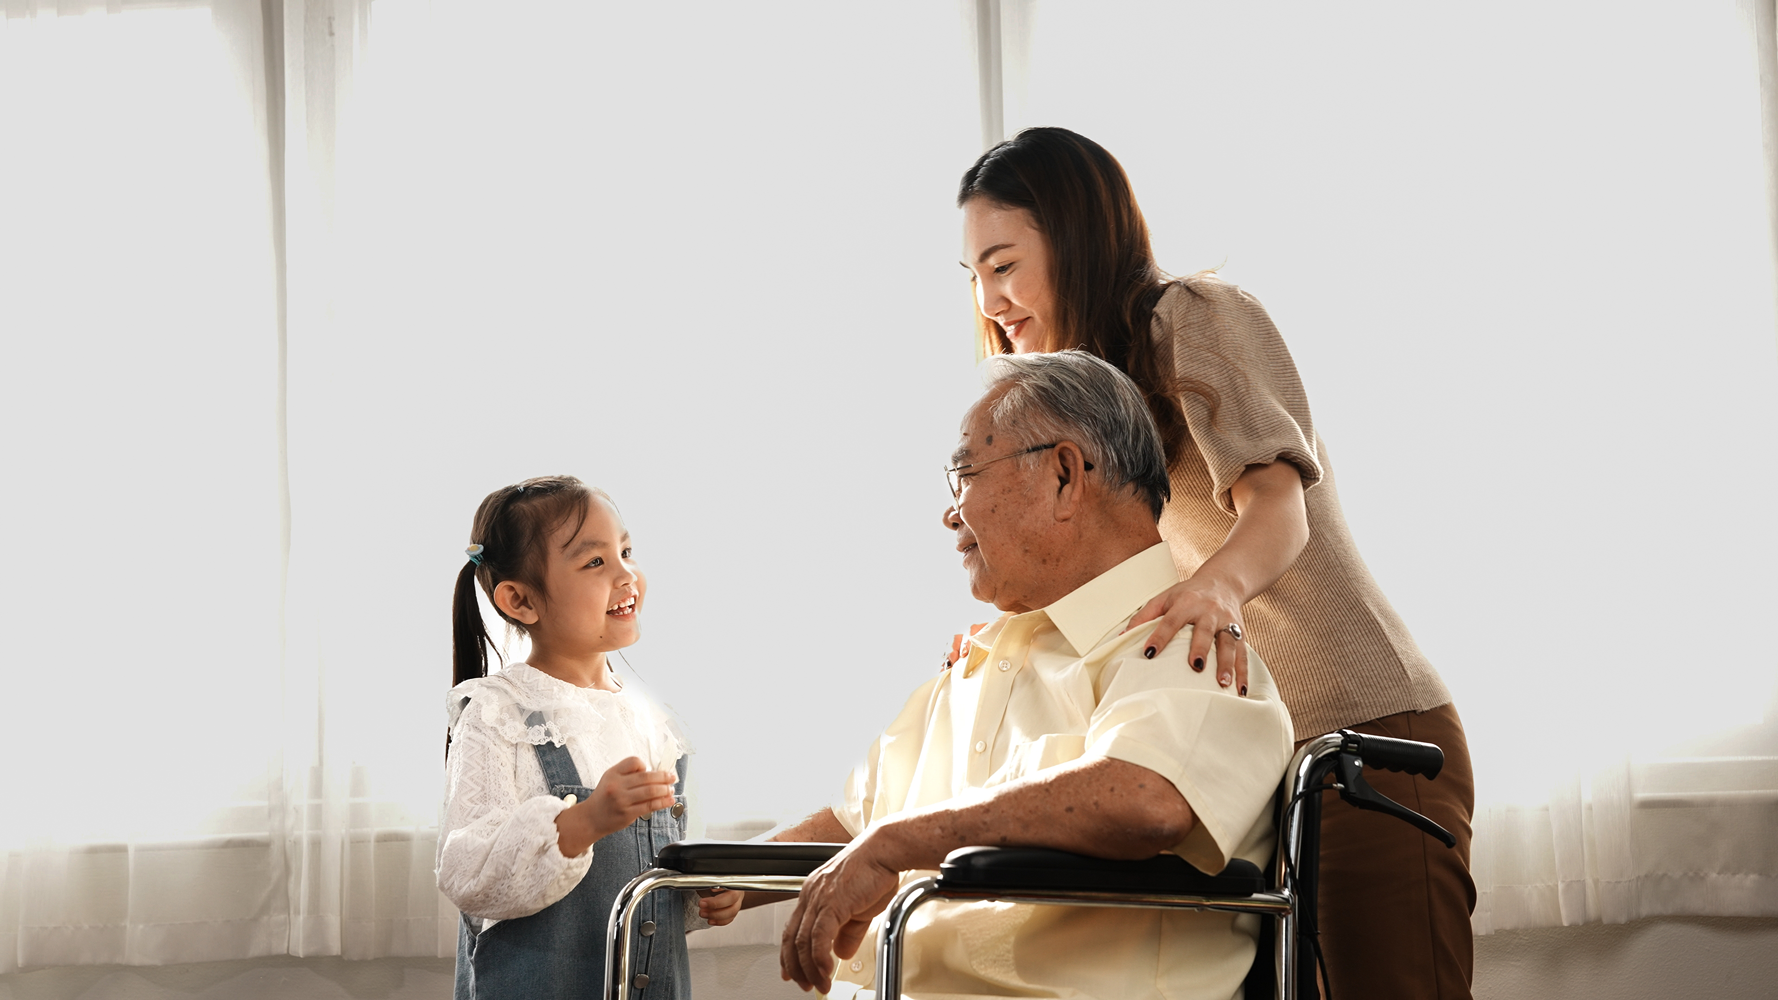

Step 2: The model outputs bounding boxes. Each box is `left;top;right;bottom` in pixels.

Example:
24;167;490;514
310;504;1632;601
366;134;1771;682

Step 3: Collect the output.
1;1;1773;844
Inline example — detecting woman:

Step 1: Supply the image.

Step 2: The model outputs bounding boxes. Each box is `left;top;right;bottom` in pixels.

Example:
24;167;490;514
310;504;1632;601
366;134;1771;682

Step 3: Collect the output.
954;127;1475;1000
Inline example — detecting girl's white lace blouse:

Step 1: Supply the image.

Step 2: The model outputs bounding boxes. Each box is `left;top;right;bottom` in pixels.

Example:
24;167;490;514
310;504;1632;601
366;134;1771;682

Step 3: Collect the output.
436;663;688;924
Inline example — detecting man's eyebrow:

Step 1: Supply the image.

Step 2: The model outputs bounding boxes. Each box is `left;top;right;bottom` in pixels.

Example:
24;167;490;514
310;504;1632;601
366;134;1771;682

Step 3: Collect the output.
959;243;1015;268
949;445;973;466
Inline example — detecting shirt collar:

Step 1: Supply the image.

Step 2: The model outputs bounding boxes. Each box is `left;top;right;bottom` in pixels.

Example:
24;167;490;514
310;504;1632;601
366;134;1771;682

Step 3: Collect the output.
1035;542;1181;656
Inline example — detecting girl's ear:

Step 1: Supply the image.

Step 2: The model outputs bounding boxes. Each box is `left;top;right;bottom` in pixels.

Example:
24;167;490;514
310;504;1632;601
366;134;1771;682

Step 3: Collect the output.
494;580;541;625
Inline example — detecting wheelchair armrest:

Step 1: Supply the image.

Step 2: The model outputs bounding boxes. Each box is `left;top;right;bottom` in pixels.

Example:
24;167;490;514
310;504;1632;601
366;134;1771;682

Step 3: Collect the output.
937;846;1266;895
653;840;846;876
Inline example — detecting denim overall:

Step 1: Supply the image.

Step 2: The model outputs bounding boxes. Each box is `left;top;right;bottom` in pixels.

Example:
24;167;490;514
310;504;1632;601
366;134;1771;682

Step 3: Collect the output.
455;709;690;1000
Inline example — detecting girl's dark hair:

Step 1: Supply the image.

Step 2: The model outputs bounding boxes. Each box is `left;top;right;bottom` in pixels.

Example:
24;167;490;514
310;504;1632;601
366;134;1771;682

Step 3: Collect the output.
957;126;1213;468
451;475;609;690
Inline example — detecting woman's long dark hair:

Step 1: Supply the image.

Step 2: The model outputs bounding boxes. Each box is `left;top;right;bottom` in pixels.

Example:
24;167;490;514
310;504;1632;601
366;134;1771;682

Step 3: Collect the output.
447;475;603;757
958;127;1212;467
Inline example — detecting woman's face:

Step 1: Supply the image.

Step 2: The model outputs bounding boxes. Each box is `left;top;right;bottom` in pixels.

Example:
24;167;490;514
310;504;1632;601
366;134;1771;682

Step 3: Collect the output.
962;198;1057;355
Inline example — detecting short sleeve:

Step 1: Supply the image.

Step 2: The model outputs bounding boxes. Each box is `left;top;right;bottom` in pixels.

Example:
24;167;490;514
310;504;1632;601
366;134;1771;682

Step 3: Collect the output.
1158;275;1324;515
1082;625;1296;874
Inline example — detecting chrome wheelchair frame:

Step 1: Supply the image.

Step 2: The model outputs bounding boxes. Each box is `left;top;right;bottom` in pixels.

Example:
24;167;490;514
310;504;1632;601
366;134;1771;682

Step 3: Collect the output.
605;729;1453;1000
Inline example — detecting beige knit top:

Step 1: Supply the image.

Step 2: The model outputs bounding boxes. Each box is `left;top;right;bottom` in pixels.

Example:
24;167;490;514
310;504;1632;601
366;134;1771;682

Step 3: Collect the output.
1153;274;1451;738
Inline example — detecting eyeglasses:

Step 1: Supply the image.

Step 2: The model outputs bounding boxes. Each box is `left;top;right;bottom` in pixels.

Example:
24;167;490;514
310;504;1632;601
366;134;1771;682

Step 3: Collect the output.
944;442;1093;502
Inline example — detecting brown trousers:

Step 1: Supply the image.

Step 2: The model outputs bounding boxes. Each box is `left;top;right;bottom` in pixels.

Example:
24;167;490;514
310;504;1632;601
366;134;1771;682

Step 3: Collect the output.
1303;702;1476;1000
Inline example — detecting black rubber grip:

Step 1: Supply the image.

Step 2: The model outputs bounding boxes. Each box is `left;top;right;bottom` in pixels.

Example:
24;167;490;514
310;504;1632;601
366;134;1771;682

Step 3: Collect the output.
1342;731;1444;779
654;840;845;876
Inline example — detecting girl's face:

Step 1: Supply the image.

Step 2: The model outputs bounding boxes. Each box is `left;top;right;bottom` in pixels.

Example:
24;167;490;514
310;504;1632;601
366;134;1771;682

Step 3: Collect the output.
962;197;1057;355
530;498;646;656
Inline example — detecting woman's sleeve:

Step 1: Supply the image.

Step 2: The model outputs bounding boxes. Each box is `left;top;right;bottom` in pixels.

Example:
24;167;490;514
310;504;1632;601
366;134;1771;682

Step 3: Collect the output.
436;709;594;921
1161;275;1325;515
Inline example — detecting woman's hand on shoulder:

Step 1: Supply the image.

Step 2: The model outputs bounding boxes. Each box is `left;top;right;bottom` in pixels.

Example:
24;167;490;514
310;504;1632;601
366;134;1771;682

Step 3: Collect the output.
554;756;677;857
1125;577;1250;697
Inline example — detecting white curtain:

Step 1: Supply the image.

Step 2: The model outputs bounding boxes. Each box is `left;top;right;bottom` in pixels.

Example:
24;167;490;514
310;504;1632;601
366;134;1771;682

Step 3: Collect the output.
986;1;1778;933
0;0;292;970
1;0;982;972
4;0;1773;976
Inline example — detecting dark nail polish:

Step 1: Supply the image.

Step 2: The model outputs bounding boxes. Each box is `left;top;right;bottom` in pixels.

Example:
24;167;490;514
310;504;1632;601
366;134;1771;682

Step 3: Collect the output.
1144;646;1156;659
1192;657;1205;672
1239;685;1248;697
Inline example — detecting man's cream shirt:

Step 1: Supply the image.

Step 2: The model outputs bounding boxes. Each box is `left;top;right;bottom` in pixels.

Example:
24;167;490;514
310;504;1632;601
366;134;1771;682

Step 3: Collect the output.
831;542;1295;1000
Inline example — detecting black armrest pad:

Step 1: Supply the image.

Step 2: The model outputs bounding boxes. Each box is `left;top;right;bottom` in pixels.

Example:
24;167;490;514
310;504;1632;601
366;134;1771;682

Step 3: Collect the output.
937;846;1266;895
654;840;845;876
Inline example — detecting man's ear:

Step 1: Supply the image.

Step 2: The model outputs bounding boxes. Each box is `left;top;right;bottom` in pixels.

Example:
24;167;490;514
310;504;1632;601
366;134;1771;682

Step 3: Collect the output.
494;579;541;625
1050;440;1092;521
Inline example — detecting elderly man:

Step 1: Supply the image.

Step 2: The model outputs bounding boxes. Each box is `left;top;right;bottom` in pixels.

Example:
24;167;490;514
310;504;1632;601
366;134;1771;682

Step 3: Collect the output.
771;351;1295;999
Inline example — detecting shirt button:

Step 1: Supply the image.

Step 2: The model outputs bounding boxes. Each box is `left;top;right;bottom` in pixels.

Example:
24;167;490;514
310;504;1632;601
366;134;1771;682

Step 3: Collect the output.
850;959;864;972
998;660;1010;671
639;920;656;936
974;740;986;753
633;973;650;989
670;801;686;818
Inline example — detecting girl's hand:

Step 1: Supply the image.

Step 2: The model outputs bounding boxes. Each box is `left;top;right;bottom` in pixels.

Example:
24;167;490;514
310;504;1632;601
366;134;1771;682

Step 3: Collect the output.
698;887;744;926
555;756;677;857
1126;577;1250;697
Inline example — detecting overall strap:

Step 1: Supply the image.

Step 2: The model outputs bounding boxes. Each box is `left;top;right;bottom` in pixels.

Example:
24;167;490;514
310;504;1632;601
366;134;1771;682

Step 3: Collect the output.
522;708;587;791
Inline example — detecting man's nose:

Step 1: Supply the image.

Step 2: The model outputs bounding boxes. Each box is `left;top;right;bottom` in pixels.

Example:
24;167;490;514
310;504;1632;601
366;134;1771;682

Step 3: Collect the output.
941;502;963;530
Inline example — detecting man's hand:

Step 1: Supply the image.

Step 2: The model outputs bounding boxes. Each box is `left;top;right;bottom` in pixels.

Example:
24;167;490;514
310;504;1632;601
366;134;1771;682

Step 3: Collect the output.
774;762;1193;991
779;833;903;994
554;756;677;858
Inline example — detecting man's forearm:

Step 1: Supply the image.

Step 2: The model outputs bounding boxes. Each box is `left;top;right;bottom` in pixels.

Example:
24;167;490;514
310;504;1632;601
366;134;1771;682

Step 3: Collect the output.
770;807;853;845
867;756;1193;872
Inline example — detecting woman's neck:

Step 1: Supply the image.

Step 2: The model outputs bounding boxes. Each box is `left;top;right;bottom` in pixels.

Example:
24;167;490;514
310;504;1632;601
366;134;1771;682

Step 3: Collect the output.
524;646;620;691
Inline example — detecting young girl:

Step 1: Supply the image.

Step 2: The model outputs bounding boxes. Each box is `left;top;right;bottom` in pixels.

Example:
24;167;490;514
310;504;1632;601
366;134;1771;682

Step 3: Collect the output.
438;475;740;1000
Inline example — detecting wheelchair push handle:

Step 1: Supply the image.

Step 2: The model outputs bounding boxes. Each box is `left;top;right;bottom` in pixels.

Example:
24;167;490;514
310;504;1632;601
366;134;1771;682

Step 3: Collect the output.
1339;729;1444;779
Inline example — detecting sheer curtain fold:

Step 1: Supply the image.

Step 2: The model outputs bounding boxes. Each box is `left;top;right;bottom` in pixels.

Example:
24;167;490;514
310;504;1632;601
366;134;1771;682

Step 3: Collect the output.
1470;756;1778;935
0;0;451;971
277;0;455;961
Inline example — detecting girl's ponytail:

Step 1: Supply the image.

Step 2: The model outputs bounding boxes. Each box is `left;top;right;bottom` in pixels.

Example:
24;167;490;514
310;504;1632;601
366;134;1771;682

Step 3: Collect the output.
452;560;490;688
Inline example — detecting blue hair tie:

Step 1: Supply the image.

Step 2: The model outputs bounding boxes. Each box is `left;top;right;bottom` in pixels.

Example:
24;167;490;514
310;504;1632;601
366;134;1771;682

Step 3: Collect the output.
465;543;485;566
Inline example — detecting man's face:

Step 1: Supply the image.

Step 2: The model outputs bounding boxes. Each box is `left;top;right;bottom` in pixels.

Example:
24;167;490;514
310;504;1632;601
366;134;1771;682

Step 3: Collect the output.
944;391;1054;613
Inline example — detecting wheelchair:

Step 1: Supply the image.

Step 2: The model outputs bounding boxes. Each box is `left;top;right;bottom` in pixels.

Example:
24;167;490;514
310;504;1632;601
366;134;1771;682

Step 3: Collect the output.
603;728;1454;1000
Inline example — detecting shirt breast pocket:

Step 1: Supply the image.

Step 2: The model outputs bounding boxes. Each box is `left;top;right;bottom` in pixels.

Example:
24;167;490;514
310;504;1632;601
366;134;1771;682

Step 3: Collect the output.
988;733;1087;786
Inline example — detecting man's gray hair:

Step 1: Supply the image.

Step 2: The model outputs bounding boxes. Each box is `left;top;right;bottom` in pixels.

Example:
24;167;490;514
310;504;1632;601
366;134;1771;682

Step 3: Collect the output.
981;350;1171;520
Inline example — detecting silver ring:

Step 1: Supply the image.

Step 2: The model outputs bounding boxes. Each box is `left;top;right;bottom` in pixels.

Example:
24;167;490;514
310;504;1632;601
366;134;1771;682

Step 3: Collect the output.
1220;623;1244;642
